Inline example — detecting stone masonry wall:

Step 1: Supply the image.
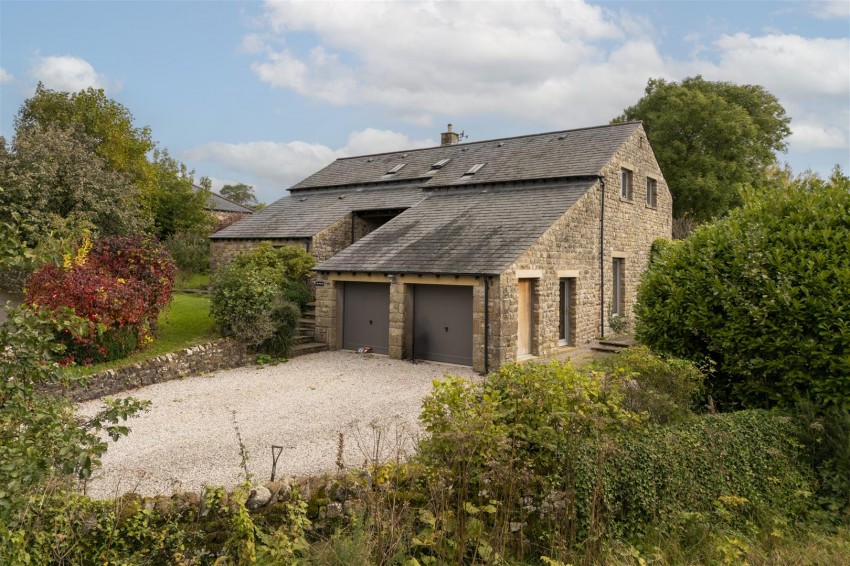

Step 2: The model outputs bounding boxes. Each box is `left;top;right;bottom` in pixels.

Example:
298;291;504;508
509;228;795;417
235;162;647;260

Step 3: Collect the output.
41;340;255;402
498;125;672;364
210;238;309;272
312;216;354;263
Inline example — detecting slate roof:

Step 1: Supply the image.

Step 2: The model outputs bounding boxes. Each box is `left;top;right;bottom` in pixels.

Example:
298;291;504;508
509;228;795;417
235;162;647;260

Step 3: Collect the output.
208;192;254;214
314;179;597;275
211;185;426;239
192;185;255;214
291;122;640;191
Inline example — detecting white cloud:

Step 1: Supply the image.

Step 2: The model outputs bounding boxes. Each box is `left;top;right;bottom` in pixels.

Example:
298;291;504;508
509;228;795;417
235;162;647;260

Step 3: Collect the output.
0;67;13;84
183;128;435;197
245;1;848;160
808;0;850;19
28;55;116;93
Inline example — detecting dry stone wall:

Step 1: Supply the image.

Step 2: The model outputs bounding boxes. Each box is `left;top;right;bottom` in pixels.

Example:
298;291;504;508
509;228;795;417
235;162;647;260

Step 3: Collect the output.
41;340;255;402
210;238;309;272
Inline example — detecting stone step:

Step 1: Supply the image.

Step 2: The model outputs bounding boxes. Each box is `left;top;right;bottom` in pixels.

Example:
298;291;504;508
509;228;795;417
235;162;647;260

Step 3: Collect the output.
292;334;314;345
598;337;637;348
305;302;316;308
591;344;624;354
301;310;316;319
291;342;329;357
297;318;316;327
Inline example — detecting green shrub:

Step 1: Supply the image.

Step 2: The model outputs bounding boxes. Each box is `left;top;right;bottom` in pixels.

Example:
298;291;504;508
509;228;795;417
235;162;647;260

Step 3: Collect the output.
164;231;210;277
210;243;314;357
416;357;814;562
636;168;850;409
590;345;706;424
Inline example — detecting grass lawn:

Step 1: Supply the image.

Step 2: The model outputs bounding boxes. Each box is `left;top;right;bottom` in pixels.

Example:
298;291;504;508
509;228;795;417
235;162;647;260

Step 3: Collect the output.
67;293;218;377
174;272;210;291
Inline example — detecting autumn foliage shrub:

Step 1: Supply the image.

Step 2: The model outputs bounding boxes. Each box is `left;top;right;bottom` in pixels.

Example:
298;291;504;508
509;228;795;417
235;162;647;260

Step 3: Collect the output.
25;235;176;364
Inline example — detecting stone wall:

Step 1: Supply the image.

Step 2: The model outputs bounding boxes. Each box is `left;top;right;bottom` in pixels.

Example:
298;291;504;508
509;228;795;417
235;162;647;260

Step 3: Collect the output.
498;125;672;363
312;217;354;263
210;238;309;272
42;340;255;402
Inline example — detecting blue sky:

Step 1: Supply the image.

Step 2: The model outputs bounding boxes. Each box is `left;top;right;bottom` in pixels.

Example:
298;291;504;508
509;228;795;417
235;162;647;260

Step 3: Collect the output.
1;0;848;204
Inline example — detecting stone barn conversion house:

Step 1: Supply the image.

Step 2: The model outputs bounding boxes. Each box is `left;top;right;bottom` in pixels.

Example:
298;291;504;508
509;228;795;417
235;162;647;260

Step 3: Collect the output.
211;122;672;372
194;184;255;229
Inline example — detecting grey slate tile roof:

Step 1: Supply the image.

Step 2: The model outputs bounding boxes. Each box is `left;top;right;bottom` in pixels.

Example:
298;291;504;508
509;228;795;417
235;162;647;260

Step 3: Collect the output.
314;180;597;275
193;185;255;214
211;185;426;239
292;122;639;191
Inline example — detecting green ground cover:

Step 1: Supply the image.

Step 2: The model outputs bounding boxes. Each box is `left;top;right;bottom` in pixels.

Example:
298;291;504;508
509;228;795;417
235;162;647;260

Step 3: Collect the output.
66;292;217;377
174;272;210;291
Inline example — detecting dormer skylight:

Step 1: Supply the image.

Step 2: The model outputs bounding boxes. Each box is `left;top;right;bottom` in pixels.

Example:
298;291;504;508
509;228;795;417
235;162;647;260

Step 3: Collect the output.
431;158;450;170
386;163;406;175
463;163;486;176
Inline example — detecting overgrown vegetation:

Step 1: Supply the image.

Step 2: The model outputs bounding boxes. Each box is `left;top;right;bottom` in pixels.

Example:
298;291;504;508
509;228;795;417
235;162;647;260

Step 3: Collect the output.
210;243;314;357
636;168;850;409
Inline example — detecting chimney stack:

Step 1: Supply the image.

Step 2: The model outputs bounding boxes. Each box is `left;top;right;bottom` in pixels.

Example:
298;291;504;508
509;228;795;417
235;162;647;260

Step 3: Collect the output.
441;123;460;146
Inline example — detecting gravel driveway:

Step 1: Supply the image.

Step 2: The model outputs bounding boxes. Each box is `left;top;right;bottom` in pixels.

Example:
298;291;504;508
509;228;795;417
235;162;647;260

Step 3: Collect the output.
76;351;477;499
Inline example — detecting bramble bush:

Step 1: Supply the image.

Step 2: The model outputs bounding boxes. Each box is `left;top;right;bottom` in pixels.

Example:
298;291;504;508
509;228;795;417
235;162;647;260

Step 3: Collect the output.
636;168;850;409
25;234;176;364
210;243;314;357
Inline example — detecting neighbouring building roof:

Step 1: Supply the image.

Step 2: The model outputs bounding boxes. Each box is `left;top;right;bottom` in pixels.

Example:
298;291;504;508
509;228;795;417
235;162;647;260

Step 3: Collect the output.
211;184;426;239
193;185;255;214
314;179;597;275
291;122;640;191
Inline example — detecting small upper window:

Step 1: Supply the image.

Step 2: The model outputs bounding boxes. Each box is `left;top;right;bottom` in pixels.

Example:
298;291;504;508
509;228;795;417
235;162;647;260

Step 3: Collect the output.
386;163;406;175
463;163;486;176
646;177;657;208
620;168;633;200
431;158;450;170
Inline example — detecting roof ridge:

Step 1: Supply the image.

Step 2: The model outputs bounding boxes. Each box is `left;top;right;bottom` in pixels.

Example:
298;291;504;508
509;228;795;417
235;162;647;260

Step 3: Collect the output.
333;121;642;162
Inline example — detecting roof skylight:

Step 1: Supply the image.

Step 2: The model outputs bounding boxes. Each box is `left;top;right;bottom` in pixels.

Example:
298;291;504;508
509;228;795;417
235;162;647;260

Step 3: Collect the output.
431;158;450;170
463;163;486;176
386;163;406;174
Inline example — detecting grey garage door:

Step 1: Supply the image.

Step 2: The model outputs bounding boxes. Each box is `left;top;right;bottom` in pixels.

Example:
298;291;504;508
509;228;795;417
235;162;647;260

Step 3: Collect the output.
413;284;473;366
343;282;390;354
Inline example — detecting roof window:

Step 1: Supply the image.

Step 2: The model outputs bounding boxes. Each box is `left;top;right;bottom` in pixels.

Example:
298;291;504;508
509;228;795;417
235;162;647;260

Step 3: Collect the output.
431;158;450;170
463;163;486;176
386;163;406;174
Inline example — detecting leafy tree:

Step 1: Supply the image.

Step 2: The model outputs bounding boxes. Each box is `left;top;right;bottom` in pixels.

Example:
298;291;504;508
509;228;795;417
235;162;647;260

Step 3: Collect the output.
635;168;850;409
220;182;261;209
615;76;791;221
147;150;214;239
0;126;142;236
15;84;156;202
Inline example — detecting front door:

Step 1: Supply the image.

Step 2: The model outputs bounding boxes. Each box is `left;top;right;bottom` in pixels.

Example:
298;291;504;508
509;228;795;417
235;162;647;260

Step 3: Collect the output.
517;279;534;357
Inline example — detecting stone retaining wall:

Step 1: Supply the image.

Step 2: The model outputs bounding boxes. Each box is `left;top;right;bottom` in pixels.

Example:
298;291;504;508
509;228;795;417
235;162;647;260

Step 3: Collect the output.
44;339;256;402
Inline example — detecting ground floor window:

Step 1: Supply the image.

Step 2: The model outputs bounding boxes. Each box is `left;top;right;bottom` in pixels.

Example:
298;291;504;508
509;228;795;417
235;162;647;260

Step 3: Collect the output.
559;278;576;346
612;258;625;317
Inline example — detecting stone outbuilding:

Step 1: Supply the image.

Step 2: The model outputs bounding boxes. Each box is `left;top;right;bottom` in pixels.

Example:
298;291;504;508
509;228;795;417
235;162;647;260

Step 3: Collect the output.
211;122;672;372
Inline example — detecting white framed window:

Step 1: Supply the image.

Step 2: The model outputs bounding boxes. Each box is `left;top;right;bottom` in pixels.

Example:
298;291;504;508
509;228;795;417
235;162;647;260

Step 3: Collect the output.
646;177;657;208
620;168;633;200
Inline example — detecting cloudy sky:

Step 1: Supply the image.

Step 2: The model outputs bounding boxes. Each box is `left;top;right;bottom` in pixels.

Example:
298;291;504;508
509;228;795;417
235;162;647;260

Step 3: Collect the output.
1;0;848;204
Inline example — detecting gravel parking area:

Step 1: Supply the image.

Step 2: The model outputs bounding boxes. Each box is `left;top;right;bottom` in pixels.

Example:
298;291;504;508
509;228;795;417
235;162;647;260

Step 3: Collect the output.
76;351;477;499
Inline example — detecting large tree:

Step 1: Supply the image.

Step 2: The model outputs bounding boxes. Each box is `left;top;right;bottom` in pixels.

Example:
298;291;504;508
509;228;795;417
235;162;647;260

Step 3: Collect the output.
220;182;261;209
0;126;141;235
615;76;791;221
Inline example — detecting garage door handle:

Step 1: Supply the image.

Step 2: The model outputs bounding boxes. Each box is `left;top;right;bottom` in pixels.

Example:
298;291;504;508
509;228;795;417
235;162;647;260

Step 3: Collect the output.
445;327;449;332
369;320;373;325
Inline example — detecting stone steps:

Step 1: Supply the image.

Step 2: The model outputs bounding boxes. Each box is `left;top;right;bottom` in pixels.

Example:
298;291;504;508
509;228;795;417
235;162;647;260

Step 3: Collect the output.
591;336;636;354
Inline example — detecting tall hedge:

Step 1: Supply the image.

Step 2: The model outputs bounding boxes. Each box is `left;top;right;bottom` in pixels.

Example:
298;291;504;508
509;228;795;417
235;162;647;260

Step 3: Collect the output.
636;169;850;409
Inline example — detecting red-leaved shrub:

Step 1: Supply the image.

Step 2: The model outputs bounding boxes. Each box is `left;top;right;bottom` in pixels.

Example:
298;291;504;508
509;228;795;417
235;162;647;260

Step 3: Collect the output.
25;235;177;365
